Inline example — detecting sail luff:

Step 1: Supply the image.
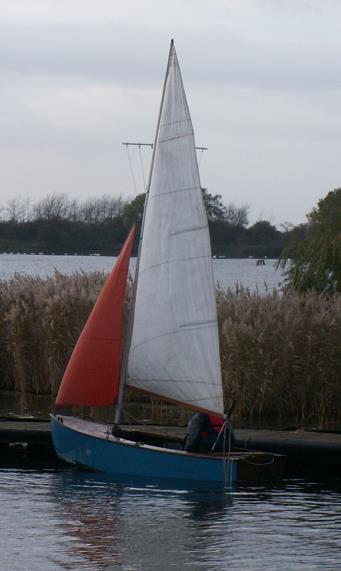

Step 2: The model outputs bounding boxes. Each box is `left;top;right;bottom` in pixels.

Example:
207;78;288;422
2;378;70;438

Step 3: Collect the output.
126;42;224;415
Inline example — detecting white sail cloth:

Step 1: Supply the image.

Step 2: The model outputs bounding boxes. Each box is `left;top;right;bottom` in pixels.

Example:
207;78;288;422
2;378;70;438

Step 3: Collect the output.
127;44;224;415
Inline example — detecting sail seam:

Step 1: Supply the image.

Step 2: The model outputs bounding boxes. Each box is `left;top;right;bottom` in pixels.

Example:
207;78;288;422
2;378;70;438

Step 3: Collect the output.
170;224;206;237
159;133;193;144
138;253;212;276
128;378;220;387
129;321;218;353
160;118;190;128
180;318;217;328
149;185;201;200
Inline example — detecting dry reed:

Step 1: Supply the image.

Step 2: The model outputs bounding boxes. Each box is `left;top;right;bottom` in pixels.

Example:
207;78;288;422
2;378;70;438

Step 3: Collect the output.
0;272;105;412
0;273;340;426
217;287;341;427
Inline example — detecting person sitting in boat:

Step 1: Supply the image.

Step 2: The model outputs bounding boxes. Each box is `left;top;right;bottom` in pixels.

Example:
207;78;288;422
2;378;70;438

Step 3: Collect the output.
183;412;234;453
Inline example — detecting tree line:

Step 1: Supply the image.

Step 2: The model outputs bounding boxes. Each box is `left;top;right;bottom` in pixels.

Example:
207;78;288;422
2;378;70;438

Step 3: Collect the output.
0;190;307;258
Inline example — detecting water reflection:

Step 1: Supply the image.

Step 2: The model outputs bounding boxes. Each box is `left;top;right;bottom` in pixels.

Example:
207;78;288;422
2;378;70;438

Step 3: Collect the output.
49;471;341;571
50;471;234;570
55;476;124;569
1;467;340;571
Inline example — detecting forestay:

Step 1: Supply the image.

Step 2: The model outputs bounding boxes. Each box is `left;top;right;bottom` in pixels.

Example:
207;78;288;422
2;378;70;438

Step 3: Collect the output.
127;43;224;415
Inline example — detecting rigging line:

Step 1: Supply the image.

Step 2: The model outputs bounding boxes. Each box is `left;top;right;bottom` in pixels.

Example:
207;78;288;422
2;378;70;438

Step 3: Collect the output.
125;144;138;195
198;148;205;168
138;145;147;190
123;407;153;426
224;420;233;489
122;141;207;152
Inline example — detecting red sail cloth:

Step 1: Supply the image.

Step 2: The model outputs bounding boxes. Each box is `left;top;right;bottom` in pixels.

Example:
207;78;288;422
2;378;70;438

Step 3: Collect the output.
55;227;135;406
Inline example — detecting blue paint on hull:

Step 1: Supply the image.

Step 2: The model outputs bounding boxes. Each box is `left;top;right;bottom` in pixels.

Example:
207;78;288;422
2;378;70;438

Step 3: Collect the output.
51;415;237;487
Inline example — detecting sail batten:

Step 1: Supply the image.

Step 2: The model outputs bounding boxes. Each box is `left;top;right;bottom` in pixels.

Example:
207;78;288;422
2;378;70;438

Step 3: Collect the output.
126;42;224;416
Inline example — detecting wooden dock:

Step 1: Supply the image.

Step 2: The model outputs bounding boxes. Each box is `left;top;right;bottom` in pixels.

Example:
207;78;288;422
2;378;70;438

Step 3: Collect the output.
0;418;57;465
1;418;340;474
0;419;52;445
233;428;341;473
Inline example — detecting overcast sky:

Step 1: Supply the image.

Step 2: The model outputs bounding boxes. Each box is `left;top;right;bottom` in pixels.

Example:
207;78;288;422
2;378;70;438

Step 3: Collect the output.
1;0;341;225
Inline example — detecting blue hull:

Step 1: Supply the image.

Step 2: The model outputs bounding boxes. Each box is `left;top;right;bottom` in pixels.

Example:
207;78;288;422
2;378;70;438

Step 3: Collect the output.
51;415;237;487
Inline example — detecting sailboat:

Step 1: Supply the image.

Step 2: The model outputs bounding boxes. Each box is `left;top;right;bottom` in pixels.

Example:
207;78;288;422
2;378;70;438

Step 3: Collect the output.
51;41;285;486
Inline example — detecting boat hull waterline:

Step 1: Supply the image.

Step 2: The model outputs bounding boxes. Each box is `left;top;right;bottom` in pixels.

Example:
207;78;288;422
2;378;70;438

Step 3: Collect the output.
51;415;286;486
51;415;237;486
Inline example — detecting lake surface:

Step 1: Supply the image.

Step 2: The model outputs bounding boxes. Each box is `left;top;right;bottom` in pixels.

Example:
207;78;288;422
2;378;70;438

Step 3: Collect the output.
0;253;284;292
1;466;340;571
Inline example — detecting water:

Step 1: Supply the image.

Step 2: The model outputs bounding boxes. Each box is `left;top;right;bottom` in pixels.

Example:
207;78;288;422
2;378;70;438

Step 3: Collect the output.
1;467;340;571
0;253;284;292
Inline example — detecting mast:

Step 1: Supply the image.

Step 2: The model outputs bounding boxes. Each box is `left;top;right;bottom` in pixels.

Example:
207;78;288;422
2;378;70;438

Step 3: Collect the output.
114;40;176;425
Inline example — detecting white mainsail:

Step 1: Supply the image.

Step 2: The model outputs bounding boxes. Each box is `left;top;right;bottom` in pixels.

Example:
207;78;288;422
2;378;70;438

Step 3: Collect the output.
127;42;224;415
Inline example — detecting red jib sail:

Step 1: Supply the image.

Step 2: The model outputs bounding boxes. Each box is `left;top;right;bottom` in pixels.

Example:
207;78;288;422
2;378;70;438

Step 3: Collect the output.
55;227;135;407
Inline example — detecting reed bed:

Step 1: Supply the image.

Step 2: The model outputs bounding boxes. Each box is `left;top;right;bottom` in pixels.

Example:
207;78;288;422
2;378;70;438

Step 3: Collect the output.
0;273;340;427
0;272;106;412
217;288;341;427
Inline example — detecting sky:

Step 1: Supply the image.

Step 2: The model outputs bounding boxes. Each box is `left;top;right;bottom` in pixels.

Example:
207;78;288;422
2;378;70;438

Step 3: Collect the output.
1;0;341;226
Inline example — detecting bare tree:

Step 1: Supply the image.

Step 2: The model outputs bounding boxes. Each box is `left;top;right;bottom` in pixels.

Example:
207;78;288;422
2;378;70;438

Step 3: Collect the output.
65;198;82;222
1;192;130;225
33;193;69;221
79;198;101;224
79;195;127;224
5;197;27;222
99;195;127;221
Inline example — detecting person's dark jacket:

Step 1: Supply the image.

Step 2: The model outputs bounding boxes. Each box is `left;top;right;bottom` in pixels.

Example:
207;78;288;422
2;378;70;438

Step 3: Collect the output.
184;412;233;453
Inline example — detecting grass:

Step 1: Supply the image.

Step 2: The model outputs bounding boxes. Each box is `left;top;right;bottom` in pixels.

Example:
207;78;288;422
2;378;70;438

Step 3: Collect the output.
0;272;340;427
